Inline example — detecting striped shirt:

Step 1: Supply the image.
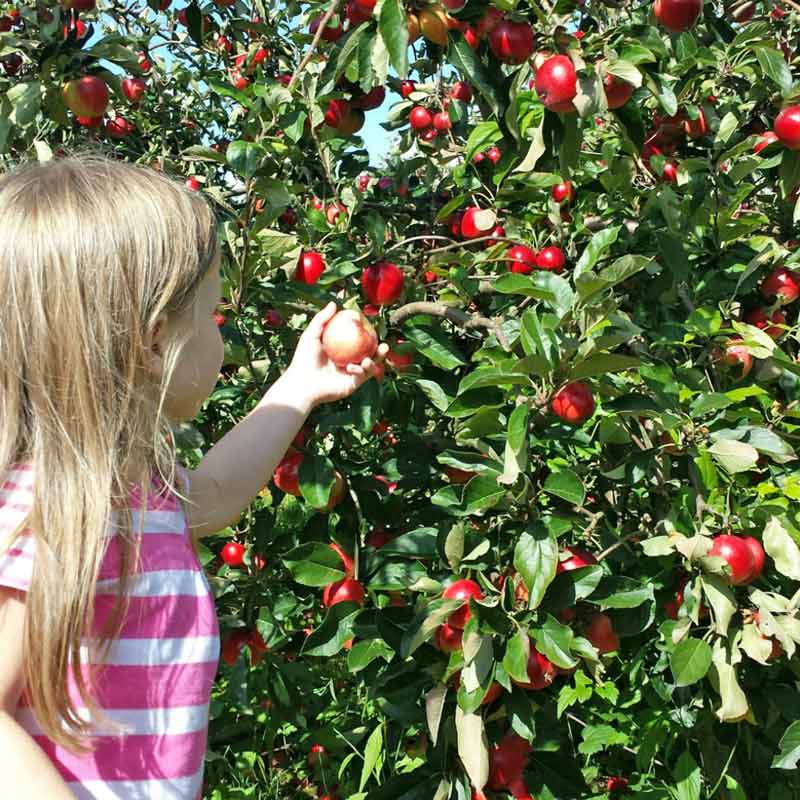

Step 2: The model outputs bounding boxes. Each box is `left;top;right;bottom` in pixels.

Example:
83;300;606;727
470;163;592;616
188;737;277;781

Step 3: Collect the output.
0;462;220;800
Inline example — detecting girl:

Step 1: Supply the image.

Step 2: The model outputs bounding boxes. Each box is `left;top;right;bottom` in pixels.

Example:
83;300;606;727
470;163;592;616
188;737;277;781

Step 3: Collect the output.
0;152;386;799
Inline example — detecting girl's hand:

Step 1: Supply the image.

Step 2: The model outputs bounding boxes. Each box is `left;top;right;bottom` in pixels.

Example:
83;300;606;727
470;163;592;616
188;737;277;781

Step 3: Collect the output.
285;302;389;408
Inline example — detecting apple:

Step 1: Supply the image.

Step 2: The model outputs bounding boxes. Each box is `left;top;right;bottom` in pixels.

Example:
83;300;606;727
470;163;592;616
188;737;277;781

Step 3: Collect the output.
774;106;800;150
329;542;354;579
450;81;472;103
309;14;343;42
308;744;328;768
742;536;766;579
488;734;533;797
213;310;225;327
511;647;558;691
418;6;449;46
221;541;246;567
745;307;786;339
433;111;452;131
464;26;479;49
409;106;433;130
535;55;577;113
556;546;598;574
460;207;497;239
486;146;501;164
443;465;476;484
400;80;416;98
279;207;297;226
322;577;366;607
443;579;483;629
507;244;538;274
121;77;147;104
719;336;753;377
653;0;702;31
295;250;326;284
709;534;757;585
362;261;405;305
476;6;503;37
62;0;96;9
551;181;575;204
760;266;800;304
661;161;678;182
603;73;634;109
357;174;371;192
683;108;708;138
321;309;378;366
62;75;110;118
63;18;88;39
485;225;506;247
754;131;780;154
346;0;375;25
607;777;629;793
536;246;566;272
407;11;420;41
274;450;304;496
106;116;135;139
585;613;620;654
352;85;385;110
551;381;595;425
326;202;346;225
436;623;463;652
489;19;535;65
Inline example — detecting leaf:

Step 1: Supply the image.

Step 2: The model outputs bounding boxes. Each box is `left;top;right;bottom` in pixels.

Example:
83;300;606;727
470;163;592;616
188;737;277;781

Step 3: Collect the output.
404;323;467;369
568;354;639;381
400;598;461;657
772;720;800;770
448;36;500;118
513;115;546;173
347;639;394;672
534;615;578;669
455;706;488;793
464;120;502;163
514;525;559;609
226;140;266;180
543;470;585;506
673;750;702;800
500;404;529;486
755;46;792;94
670;639;712;687
592;577;652;608
426;684;448;747
302;603;360;657
8;81;41;126
708;439;759;473
378;0;408;77
701;575;737;636
283;542;346;586
578;724;629;756
502;629;531;684
359;724;383;791
298;454;337;510
574;226;621;279
710;642;749;723
763;517;800;581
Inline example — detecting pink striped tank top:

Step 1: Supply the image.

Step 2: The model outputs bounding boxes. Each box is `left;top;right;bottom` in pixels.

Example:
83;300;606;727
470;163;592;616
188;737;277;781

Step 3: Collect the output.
0;462;220;800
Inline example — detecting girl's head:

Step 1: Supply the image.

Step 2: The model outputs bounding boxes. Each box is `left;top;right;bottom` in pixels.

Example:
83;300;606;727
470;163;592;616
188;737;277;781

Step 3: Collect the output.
0;150;222;750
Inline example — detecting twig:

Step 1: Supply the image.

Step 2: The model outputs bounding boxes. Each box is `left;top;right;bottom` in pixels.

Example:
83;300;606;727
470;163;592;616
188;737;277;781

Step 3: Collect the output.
288;0;341;89
389;301;511;351
596;529;644;561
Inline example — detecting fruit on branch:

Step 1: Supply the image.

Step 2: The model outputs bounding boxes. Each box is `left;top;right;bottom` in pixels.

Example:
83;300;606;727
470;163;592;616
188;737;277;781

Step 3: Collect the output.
708;534;762;585
585;612;620;654
273;449;305;496
450;81;472;102
443;465;476;484
745;307;786;339
754;131;779;153
121;76;146;103
511;646;558;690
351;85;385;110
665;576;709;619
433;112;452;131
106;116;135;138
487;733;533;798
385;339;414;371
488;19;535;65
683;108;708;139
309;14;343;42
603;73;634;109
362;261;405;305
62;75;110;117
409;106;433;130
442;578;483;629
459;207;497;239
436;622;463;652
551;181;575;204
399;80;416;98
551;381;596;425
760;266;800;304
221;541;246;567
535;55;578;113
418;5;449;46
536;246;566;272
774;106;800;150
653;0;702;32
295;250;326;284
742;536;766;579
507;244;538;274
329;542;355;578
322;577;366;607
321;309;379;366
486;146;501;164
308;744;328;768
557;546;598;573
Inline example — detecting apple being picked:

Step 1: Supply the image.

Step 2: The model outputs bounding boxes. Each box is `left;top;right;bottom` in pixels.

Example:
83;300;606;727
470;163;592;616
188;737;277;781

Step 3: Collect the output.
459;206;497;239
321;309;378;367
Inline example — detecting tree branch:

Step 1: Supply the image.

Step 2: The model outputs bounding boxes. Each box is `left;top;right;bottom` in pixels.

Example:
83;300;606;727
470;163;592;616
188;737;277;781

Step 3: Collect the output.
288;0;341;90
389;301;511;351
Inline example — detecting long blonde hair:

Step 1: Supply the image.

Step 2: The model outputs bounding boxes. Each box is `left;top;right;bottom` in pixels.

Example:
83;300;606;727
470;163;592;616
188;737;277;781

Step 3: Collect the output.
0;149;219;751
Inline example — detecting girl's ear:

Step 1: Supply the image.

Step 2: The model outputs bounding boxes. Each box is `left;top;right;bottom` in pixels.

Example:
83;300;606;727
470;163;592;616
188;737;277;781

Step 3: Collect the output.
143;313;168;379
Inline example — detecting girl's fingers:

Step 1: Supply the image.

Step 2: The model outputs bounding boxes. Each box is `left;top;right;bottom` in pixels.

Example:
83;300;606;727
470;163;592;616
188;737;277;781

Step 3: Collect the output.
304;302;338;338
375;342;390;361
346;364;364;376
361;357;374;371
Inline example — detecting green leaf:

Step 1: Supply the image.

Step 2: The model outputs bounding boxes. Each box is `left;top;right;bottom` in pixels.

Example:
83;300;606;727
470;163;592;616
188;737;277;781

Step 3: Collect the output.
404;323;467;369
592;577;652;609
448;35;501;118
575;255;651;302
673;750;702;800
701;575;737;636
463;121;502;163
226;140;266;180
500;404;530;485
542;470;585;506
8;81;41;126
763;517;800;581
298;454;337;510
574;226;621;279
455;706;489;792
670;638;713;687
347;638;394;672
457;367;531;394
359;724;383;791
318;25;369;95
568;353;639;381
400;598;461;658
514;524;559;609
534;615;578;669
378;0;408;77
710;641;749;722
283;542;346;586
772;720;800;770
578;724;628;756
502;629;530;684
302;603;361;656
708;439;759;473
756;46;792;94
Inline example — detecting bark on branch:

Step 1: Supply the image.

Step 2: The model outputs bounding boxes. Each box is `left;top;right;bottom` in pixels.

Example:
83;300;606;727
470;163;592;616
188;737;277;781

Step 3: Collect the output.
389;301;510;351
288;0;340;89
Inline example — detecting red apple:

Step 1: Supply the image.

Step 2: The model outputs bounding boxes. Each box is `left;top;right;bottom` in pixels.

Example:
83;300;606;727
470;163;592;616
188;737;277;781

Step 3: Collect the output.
760;266;800;304
436;623;463;652
653;0;702;31
399;80;416;98
121;76;147;104
75;115;102;128
62;75;110;118
507;244;538;274
308;744;328;768
321;309;378;366
774;106;800;150
476;6;503;37
361;261;405;305
464;25;479;49
551;181;575;204
709;534;757;585
742;536;765;580
460;207;496;239
105;116;135;139
279;207;297;226
511;646;558;690
485;225;506;247
295;250;326;284
719;336;753;377
535;55;577;113
329;542;354;579
754;131;780;154
263;309;283;328
486;145;501;164
557;546;598;574
309;14;343;42
488;19;535;65
322;577;366;607
443;465;476;484
551;381;595;424
683;108;708;138
433;111;452;131
351;85;385;110
442;578;483;629
603;73;633;109
274;449;304;496
585;613;620;654
661;161;678;182
325;98;351;128
536;246;566;272
745;307;786;339
221;541;246;567
385;339;414;371
450;81;472;103
409;106;433;130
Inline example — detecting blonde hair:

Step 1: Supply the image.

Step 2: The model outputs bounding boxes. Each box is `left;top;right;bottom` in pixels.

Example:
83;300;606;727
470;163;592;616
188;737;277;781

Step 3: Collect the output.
0;148;219;751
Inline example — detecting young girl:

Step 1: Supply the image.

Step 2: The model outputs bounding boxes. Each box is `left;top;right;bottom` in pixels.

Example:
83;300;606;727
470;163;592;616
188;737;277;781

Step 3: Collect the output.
0;152;386;799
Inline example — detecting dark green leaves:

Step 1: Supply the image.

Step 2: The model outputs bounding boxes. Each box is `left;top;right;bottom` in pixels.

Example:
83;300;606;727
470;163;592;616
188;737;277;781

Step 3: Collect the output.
755;47;792;95
448;35;501;117
283;542;345;586
670;639;712;687
226;140;266;180
378;0;408;77
513;524;559;609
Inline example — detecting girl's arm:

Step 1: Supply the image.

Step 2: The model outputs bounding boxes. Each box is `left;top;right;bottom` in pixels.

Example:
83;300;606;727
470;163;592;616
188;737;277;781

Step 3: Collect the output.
183;303;386;542
0;589;77;799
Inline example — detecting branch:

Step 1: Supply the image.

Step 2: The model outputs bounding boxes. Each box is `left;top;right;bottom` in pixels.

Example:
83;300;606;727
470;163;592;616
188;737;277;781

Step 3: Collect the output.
288;0;341;90
389;301;511;351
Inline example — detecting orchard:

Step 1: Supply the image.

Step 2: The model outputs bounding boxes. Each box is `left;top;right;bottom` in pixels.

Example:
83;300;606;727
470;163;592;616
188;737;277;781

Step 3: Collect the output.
5;0;800;798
